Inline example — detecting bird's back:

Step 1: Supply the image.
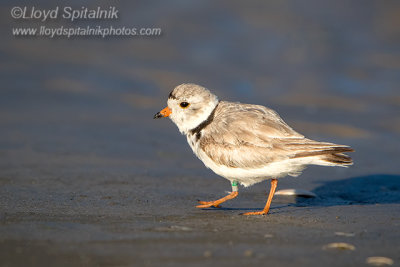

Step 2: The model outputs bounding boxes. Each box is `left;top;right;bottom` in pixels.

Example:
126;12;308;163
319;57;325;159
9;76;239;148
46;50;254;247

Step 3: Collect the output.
192;101;353;185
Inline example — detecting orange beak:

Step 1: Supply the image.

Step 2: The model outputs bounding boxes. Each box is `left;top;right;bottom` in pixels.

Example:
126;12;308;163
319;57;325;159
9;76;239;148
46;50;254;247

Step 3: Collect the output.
154;106;172;119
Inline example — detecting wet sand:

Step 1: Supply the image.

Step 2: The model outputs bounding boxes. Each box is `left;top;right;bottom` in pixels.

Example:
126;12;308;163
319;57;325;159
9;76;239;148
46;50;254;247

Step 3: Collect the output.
1;171;399;266
1;1;400;266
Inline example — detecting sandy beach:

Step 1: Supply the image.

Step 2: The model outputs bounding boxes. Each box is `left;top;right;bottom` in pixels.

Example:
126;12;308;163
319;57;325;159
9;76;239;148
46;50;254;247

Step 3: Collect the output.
1;1;399;266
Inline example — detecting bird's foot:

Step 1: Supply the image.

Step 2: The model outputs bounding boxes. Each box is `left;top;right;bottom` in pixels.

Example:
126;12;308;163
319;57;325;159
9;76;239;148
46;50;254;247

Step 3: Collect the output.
241;211;267;216
196;200;221;208
196;191;238;209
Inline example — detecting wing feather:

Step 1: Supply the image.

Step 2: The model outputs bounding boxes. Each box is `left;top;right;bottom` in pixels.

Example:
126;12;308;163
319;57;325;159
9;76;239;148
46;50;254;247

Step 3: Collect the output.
199;101;353;168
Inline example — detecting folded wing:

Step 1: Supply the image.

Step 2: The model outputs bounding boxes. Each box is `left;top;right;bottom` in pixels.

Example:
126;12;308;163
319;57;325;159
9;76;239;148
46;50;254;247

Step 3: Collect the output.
199;101;354;169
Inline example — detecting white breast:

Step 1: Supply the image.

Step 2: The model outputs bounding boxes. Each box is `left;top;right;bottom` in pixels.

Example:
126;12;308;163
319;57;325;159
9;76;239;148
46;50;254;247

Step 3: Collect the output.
186;132;201;154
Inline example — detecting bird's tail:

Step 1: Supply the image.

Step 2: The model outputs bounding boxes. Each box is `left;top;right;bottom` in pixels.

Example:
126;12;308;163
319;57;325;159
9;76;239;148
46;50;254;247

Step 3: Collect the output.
322;149;354;165
293;145;354;166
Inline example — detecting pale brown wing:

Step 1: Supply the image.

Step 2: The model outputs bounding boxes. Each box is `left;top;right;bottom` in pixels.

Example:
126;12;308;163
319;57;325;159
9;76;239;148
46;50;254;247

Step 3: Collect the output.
199;101;353;168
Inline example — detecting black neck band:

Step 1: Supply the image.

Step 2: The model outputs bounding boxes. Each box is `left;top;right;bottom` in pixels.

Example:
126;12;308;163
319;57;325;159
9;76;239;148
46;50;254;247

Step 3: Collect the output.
189;102;219;138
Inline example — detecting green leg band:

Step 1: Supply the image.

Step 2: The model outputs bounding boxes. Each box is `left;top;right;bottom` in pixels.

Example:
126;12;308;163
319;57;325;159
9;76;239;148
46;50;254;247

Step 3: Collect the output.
231;181;238;192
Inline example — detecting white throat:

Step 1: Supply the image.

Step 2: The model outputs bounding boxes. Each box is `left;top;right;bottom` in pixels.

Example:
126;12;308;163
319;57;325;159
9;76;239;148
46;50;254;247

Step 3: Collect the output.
170;97;219;135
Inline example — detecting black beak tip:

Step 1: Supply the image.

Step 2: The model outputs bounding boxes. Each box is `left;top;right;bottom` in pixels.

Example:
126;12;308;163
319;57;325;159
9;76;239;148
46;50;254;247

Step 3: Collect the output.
154;112;162;119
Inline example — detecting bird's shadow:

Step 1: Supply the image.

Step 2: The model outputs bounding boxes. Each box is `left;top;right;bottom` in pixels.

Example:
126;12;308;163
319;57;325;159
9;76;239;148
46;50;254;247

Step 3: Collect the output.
199;174;400;212
301;174;400;207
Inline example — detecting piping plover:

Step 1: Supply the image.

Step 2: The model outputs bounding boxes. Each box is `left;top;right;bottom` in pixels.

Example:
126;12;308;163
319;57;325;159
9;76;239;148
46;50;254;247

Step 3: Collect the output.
154;83;354;215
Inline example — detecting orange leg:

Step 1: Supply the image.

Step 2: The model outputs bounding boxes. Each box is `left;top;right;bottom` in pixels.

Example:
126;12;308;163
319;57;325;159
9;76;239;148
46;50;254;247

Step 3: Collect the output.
242;179;278;216
196;191;238;208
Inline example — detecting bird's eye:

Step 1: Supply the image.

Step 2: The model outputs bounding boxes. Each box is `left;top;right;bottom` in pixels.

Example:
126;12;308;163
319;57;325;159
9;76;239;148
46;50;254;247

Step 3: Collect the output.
179;102;190;108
